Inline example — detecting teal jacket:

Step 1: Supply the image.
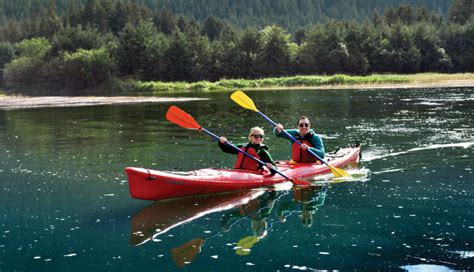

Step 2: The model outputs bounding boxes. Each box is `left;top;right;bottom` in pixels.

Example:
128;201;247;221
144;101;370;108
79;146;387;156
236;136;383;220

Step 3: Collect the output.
273;128;325;159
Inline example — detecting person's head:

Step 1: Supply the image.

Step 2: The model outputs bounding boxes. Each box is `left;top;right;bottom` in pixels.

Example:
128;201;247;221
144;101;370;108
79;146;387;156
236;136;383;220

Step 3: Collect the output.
300;209;313;228
251;219;268;238
296;116;311;135
248;127;265;144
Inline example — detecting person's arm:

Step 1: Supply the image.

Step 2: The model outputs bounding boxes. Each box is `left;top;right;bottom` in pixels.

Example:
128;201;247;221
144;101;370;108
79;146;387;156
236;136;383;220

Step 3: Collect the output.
258;149;275;166
273;127;298;142
308;134;325;159
218;140;239;154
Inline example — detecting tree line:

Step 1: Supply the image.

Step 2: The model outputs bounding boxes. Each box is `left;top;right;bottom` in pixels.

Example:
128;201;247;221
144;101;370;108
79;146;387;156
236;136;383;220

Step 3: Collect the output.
0;0;454;31
0;0;473;94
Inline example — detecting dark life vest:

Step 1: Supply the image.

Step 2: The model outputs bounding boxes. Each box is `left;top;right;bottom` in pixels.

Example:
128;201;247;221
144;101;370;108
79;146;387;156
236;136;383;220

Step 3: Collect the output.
291;133;318;163
234;145;261;171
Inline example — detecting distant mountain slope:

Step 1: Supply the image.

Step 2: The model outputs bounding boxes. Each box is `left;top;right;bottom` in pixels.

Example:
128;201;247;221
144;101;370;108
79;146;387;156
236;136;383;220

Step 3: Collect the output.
0;0;453;31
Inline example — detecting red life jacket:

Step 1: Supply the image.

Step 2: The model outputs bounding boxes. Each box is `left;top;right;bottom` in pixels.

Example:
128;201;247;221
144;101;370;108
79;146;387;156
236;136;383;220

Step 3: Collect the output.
291;133;318;163
234;145;261;171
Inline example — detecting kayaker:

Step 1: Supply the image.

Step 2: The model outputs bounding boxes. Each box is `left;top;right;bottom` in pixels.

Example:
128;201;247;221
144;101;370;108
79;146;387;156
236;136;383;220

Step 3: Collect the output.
273;116;324;163
218;127;276;172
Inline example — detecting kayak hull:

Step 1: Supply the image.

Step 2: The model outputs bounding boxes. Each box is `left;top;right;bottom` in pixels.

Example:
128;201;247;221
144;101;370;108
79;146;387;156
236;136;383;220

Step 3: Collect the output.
125;147;360;201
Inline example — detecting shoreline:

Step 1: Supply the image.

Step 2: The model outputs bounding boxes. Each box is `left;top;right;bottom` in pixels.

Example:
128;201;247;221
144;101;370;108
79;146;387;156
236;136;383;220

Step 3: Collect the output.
242;80;474;91
0;96;208;110
0;79;472;110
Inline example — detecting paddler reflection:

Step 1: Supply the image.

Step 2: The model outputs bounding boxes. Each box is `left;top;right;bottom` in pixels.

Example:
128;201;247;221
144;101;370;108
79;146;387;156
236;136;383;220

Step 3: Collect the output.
276;186;327;228
129;190;265;267
129;190;264;245
219;190;282;256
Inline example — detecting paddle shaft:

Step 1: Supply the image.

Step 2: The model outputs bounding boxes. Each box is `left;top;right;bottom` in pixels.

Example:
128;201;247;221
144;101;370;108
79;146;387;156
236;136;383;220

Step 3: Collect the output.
200;127;292;180
256;111;332;167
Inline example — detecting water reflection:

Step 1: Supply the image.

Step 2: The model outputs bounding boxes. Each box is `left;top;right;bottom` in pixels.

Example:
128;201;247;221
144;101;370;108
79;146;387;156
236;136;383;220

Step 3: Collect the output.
276;186;326;228
129;190;264;246
130;186;329;267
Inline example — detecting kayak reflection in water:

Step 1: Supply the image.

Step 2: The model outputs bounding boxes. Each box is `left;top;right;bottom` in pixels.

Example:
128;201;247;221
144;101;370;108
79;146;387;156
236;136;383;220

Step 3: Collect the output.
219;127;276;173
276;186;327;228
129;187;328;267
220;190;282;255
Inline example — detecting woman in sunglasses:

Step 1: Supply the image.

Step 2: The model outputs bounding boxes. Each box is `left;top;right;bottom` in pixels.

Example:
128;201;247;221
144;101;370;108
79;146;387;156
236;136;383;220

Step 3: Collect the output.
274;116;325;163
218;127;276;172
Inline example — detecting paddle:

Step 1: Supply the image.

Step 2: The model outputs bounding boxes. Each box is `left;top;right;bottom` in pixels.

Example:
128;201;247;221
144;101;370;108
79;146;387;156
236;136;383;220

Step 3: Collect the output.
170;238;204;268
165;105;311;186
230;90;351;178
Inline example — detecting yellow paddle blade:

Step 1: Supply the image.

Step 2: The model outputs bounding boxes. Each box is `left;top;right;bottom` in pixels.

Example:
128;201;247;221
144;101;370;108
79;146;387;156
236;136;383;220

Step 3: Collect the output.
236;235;259;256
230;90;258;112
329;165;351;178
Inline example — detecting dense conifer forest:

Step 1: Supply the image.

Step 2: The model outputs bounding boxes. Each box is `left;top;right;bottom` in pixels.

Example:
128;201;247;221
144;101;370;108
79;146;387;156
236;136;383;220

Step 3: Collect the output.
0;0;472;94
0;0;454;31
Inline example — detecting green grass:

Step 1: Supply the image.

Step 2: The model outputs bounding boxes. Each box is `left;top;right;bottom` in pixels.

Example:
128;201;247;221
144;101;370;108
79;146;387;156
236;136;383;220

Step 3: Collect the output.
115;74;420;95
5;73;473;96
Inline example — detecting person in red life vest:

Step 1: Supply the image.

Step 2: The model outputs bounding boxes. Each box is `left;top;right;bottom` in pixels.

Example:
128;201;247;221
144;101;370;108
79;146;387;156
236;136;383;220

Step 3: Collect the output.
273;116;325;163
218;127;276;172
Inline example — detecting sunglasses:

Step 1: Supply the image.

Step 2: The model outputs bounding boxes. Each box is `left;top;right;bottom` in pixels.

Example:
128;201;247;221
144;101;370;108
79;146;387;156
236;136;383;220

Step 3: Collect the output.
299;123;309;128
252;134;265;139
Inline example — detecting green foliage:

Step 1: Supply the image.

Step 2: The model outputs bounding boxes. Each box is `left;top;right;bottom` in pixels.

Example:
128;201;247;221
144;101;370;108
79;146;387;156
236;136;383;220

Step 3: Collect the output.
0;0;473;94
0;0;454;33
116;20;156;75
61;47;115;90
16;37;51;58
449;0;474;24
202;16;226;40
51;26;107;54
0;41;14;85
3;37;51;87
115;74;412;94
257;25;292;76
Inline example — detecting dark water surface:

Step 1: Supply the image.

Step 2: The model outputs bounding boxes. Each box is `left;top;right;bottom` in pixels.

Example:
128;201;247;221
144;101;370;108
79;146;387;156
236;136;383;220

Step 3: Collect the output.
0;88;472;271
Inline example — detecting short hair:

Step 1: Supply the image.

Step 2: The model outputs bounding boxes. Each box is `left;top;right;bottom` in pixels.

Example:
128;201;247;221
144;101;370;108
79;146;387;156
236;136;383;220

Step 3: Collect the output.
248;127;264;141
296;116;310;126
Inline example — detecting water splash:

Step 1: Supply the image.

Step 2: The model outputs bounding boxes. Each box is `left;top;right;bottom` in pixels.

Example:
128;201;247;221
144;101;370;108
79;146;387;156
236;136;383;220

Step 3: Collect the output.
363;142;474;162
310;168;371;185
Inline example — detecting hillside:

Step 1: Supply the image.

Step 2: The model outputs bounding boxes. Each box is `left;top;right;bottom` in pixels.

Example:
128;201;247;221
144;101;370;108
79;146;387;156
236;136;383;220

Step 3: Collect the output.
0;0;453;31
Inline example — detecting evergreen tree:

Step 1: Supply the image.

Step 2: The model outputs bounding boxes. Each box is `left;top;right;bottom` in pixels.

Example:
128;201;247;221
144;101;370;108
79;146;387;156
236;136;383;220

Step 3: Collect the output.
153;9;177;35
163;32;193;81
0;41;15;85
202;15;225;41
116;20;156;75
257;25;291;76
235;27;261;78
387;24;421;73
449;0;474;24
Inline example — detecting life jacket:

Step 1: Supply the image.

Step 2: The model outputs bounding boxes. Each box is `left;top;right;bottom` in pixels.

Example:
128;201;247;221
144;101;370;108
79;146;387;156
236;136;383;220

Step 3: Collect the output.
234;144;261;172
291;133;318;163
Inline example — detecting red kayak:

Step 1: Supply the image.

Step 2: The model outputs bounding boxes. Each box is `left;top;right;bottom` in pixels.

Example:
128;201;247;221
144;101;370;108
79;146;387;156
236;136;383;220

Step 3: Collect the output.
125;146;361;201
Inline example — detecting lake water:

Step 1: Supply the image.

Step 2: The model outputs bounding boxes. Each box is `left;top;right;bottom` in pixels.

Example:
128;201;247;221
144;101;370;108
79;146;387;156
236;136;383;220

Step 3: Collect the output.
0;88;473;271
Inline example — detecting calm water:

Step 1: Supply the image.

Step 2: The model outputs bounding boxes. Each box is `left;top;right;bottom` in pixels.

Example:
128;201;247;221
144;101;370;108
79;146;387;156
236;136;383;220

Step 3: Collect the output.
0;88;473;271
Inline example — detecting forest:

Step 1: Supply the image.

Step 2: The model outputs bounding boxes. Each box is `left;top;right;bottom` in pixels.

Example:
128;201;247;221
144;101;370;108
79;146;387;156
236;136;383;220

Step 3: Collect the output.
0;0;454;31
0;0;473;94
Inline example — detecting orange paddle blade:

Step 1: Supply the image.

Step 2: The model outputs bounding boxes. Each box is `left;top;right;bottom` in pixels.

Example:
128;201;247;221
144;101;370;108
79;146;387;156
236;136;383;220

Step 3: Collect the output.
171;238;204;268
166;106;201;130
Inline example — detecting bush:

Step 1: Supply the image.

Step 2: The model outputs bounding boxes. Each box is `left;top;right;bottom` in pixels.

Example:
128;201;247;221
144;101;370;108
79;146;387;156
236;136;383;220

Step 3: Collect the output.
3;38;51;87
61;48;116;90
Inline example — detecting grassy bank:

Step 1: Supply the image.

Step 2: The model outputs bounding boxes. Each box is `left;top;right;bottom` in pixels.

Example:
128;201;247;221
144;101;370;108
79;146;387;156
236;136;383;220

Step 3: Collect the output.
115;73;474;95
